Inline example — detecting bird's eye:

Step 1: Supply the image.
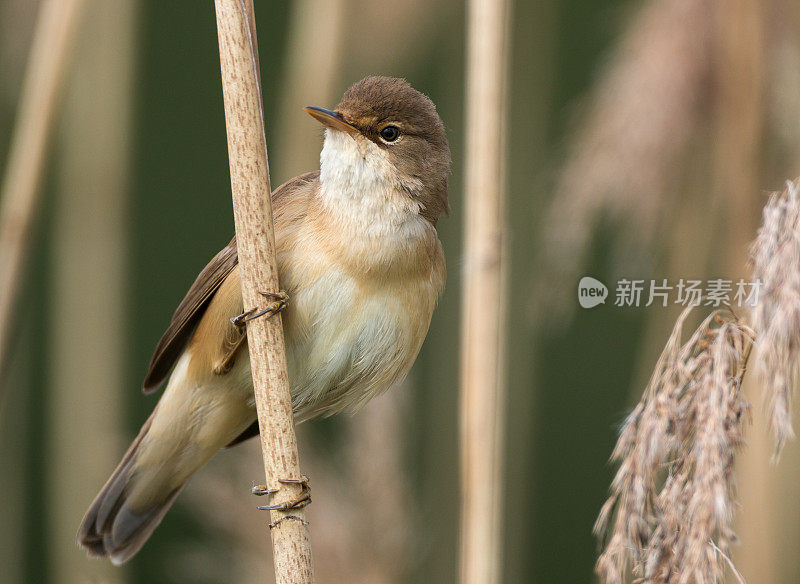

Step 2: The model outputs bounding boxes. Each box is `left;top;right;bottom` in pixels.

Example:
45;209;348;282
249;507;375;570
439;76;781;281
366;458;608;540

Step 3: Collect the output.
379;125;400;142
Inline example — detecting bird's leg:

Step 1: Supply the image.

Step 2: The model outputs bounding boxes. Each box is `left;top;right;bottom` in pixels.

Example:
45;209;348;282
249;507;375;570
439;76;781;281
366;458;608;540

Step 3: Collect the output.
253;475;311;511
212;332;247;375
216;292;287;375
230;290;288;328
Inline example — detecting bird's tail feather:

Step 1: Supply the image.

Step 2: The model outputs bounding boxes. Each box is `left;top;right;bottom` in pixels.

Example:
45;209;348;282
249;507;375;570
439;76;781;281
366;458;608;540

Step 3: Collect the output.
77;409;181;565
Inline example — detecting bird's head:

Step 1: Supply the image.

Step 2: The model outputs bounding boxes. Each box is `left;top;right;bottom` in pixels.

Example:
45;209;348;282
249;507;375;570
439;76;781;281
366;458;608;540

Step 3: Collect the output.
306;76;451;225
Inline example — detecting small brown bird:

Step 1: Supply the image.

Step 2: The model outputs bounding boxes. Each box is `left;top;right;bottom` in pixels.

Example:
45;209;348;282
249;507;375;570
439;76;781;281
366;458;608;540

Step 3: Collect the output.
78;76;450;564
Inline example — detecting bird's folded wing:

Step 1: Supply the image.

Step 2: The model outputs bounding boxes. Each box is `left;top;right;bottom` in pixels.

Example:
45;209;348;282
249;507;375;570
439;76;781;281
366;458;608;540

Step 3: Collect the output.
141;170;320;394
142;237;239;393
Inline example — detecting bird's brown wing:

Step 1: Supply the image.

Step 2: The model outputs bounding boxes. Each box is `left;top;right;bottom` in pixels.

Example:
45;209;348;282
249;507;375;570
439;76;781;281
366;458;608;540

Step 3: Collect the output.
141;170;321;394
142;237;238;392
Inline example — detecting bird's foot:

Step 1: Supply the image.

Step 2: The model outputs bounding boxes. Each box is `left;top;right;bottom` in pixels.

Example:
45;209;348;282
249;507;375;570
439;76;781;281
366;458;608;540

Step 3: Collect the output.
230;291;288;329
260;290;289;309
253;476;311;511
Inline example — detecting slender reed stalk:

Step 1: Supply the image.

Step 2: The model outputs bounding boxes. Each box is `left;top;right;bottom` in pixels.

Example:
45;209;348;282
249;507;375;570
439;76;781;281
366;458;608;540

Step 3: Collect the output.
459;0;511;582
272;0;344;181
214;1;314;582
48;2;135;582
0;0;87;386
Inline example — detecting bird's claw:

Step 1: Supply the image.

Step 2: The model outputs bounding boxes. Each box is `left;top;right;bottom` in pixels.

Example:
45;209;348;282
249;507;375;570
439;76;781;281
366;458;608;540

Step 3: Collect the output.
252;484;279;496
254;476;311;511
230;291;289;329
260;290;289;309
269;515;309;529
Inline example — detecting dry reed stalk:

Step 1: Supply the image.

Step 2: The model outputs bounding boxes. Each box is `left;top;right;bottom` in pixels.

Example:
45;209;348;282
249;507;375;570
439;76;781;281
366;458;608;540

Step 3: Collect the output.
537;0;714;321
214;1;314;582
595;308;754;584
47;1;135;582
272;0;345;181
459;0;511;582
0;0;87;384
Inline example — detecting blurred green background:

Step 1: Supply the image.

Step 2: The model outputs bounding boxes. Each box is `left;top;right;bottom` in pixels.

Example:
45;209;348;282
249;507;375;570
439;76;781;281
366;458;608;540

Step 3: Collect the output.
2;0;800;583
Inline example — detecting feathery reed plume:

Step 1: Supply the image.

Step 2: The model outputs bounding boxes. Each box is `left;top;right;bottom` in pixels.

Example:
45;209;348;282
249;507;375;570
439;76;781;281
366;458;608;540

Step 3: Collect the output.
749;179;800;455
595;308;753;584
537;0;713;320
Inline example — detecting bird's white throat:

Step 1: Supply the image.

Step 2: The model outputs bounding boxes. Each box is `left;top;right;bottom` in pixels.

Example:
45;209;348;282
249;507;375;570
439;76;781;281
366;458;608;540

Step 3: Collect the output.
318;129;425;239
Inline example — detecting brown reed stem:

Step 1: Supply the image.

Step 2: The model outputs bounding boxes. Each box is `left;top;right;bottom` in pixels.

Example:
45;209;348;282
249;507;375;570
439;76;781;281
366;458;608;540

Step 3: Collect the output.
213;1;314;582
0;0;87;386
459;0;511;582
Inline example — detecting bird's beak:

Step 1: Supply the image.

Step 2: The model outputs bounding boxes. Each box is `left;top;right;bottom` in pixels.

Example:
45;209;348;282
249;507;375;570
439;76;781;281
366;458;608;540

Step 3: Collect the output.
305;106;360;137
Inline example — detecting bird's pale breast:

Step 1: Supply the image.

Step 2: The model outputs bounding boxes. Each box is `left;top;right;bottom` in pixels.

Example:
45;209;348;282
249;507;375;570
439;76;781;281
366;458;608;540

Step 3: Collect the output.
277;213;445;420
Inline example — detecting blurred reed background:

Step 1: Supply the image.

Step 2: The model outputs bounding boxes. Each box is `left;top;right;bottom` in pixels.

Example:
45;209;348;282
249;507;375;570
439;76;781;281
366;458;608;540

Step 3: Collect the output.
2;0;800;583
